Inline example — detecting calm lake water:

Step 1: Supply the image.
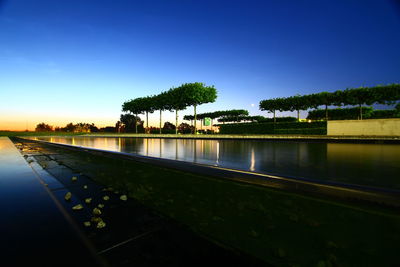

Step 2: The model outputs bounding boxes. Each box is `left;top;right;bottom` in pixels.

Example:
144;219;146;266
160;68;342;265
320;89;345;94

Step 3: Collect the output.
31;137;400;190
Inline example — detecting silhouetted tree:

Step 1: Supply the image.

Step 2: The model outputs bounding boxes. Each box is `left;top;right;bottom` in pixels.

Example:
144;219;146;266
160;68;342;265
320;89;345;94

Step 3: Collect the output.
178;123;194;134
163;121;176;130
120;114;144;133
35;123;53;132
122;98;144;133
61;123;76;132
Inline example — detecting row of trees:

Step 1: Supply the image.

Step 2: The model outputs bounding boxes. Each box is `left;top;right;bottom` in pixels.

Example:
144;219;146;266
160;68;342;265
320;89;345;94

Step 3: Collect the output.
122;82;217;134
35;122;100;132
183;109;249;125
259;84;400;122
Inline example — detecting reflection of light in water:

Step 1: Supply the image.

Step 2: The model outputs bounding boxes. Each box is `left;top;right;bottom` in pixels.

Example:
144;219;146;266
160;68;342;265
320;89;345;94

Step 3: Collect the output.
216;141;219;165
72;138;75;146
118;138;121;152
250;147;255;171
175;139;178;160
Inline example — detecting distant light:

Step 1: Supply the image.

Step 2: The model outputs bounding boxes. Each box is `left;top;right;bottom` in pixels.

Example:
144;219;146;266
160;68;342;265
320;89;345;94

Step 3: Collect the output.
251;103;255;107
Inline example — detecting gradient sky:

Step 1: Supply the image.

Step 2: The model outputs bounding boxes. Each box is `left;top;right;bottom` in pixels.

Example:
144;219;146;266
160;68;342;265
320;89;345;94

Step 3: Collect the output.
1;0;400;130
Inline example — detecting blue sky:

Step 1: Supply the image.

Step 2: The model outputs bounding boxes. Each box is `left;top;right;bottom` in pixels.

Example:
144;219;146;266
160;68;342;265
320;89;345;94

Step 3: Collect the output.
1;0;400;130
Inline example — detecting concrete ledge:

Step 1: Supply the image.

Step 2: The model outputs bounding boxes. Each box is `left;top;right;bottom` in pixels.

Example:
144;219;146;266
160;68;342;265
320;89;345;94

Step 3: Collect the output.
328;118;400;136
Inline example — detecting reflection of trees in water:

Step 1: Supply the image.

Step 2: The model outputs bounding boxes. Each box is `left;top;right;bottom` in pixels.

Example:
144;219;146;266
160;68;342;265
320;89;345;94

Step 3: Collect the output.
326;143;400;187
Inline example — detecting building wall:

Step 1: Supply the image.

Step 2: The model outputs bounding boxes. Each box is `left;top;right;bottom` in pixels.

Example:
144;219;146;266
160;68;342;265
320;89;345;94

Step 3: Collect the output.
327;119;400;136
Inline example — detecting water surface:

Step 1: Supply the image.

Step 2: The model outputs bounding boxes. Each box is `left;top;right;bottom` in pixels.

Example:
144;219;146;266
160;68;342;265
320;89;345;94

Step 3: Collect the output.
31;137;400;190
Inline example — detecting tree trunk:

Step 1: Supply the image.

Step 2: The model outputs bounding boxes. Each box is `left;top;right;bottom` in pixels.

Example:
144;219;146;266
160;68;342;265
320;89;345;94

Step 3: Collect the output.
325;105;328;121
194;104;197;134
135;113;138;134
146;111;148;133
273;110;276;124
175;110;178;134
297;110;300;121
359;104;363;120
159;110;162;134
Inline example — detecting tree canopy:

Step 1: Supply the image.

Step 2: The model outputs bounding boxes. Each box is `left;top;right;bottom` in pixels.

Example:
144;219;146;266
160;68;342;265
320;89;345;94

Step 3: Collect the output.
259;84;400;120
122;82;217;133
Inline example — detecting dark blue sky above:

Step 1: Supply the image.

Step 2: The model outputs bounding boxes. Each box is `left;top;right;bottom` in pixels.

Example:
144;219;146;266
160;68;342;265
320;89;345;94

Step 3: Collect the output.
1;0;400;129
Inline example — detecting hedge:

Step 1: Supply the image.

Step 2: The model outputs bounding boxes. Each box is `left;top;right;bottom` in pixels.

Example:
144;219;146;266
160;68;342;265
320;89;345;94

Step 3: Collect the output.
307;107;374;120
307;107;400;120
218;121;326;134
369;110;400;119
274;128;327;135
257;116;297;123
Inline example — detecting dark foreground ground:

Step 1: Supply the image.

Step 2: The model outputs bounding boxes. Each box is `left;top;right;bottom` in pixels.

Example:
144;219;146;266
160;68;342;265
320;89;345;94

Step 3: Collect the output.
7;137;400;266
7;137;265;266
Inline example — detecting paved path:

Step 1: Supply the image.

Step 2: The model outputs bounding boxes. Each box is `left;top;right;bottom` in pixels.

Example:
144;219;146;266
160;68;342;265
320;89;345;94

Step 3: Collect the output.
0;137;100;266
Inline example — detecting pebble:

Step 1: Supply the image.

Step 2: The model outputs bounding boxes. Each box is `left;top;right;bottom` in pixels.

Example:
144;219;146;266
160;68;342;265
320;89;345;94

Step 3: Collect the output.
97;204;105;209
72;204;83;210
96;220;106;229
83;185;88;189
91;217;102;223
92;208;102;216
64;192;72;201
83;221;91;227
85;198;92;204
120;195;128;201
103;195;110;201
71;176;78;182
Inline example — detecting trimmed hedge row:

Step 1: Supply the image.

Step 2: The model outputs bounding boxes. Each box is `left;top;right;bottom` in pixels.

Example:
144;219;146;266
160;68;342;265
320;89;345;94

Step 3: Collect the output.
307;107;400;120
257;116;297;123
369;110;400;119
218;121;326;135
307;107;374;120
274;128;327;135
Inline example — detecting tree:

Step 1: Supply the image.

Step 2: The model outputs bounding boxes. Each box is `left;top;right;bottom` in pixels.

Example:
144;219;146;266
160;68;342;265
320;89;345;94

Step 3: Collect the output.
341;87;376;120
183;115;195;126
166;86;190;134
178;123;194;134
119;114;143;133
62;123;76;132
311;92;332;120
178;82;217;134
35;123;53;132
122;98;144;133
152;92;169;134
140;96;155;133
89;123;99;132
259;98;284;123
281;95;308;121
163;121;176;130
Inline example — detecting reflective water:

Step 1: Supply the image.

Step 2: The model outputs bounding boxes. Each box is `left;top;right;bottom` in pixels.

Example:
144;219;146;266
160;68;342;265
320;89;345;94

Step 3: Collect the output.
31;137;400;189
